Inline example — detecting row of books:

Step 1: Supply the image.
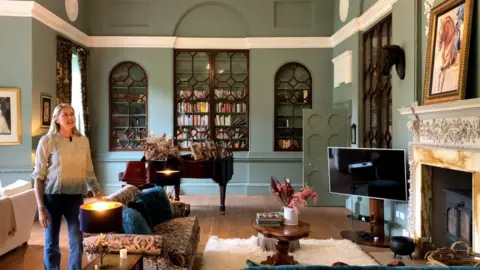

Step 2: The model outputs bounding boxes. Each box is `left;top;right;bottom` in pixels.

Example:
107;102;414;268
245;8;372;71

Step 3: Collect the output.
256;212;283;227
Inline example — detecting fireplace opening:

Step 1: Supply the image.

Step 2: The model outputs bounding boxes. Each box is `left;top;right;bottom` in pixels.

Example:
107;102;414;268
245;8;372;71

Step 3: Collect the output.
429;166;472;249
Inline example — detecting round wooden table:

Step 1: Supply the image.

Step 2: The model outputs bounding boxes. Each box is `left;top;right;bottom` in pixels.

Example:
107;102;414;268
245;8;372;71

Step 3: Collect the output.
252;221;310;266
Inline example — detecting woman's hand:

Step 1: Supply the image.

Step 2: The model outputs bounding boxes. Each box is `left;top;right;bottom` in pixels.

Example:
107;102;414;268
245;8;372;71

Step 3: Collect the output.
38;206;49;228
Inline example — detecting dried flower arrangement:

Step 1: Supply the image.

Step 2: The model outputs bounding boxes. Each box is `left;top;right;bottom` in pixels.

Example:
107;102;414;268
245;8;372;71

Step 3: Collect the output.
189;139;233;161
143;133;181;161
269;176;318;213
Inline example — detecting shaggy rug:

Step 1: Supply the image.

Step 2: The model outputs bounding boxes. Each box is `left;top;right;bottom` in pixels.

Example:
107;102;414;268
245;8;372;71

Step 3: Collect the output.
201;236;379;270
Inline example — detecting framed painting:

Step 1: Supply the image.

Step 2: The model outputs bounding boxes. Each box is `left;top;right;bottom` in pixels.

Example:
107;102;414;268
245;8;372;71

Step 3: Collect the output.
422;0;474;105
0;88;21;145
41;95;52;128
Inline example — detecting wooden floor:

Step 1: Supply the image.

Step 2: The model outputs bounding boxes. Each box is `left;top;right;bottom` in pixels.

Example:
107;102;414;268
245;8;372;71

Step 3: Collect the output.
0;195;417;269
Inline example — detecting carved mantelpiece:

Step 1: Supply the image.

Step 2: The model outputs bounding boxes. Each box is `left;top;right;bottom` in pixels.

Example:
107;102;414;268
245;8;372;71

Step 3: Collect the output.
398;98;480;252
399;98;480;147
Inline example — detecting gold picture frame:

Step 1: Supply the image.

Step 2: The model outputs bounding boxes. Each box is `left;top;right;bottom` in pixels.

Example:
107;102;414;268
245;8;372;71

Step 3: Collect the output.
422;0;473;105
0;88;21;145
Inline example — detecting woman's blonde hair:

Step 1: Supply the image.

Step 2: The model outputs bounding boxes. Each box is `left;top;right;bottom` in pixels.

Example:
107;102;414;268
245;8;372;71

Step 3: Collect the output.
47;103;81;136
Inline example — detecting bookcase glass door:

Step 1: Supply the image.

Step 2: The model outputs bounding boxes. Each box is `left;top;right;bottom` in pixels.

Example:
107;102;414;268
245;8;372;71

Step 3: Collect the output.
174;50;249;151
110;61;148;151
274;62;312;151
213;51;249;150
175;51;211;149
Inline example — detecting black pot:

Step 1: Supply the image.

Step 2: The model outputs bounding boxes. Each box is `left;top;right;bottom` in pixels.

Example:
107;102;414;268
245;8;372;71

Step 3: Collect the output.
390;236;416;259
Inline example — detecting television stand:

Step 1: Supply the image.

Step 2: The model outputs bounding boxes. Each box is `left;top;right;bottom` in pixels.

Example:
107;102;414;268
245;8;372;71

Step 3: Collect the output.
341;198;390;248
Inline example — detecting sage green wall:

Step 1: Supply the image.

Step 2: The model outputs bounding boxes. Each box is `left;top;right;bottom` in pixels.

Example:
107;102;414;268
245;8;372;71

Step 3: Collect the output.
86;0;335;37
89;47;332;195
332;0;419;236
84;0;335;195
0;17;34;186
15;0;90;33
32;19;57;155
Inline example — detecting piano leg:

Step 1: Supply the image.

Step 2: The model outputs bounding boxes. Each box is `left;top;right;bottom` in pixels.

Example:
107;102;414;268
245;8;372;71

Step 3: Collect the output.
219;184;227;215
174;183;180;201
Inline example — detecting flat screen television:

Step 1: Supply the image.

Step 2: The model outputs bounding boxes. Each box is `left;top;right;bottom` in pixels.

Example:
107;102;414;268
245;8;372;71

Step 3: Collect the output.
327;147;408;202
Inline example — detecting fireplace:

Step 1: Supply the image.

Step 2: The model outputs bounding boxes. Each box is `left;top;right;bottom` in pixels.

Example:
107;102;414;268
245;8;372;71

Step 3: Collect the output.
399;99;480;253
443;189;472;247
427;166;472;248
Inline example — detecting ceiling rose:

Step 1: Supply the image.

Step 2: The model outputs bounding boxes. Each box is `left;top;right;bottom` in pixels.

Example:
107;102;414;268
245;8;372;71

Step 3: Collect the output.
65;0;78;22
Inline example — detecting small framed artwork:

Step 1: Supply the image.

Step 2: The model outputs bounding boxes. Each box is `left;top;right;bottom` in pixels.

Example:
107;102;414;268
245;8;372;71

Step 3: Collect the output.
0;88;21;145
422;0;474;105
41;95;52;128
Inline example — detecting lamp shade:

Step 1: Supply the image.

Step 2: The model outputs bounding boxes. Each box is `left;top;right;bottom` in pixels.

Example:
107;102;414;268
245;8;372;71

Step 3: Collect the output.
79;201;123;234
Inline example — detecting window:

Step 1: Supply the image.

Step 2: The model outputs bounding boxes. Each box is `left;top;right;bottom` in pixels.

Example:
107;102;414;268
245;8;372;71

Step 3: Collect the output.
362;15;392;148
71;53;85;135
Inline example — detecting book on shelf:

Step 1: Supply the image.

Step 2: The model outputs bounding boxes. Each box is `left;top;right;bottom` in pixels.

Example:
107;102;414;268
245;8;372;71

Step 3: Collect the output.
177;115;209;126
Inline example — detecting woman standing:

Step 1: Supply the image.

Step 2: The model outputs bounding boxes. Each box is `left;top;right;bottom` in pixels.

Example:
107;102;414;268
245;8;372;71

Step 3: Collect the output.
32;103;101;270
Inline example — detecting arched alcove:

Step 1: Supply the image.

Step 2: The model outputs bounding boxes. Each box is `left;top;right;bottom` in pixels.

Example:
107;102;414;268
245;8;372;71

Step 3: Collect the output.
174;2;249;37
274;62;312;151
109;61;148;151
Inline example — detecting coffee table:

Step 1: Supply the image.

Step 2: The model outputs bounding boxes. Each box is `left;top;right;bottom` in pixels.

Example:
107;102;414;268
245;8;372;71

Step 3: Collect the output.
82;254;143;269
252;221;310;265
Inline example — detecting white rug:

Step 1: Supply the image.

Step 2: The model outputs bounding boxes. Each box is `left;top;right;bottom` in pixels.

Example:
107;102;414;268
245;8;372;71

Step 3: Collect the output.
201;236;379;270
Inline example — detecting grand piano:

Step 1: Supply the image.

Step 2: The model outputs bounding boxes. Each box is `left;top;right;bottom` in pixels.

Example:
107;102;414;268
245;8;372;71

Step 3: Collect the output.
119;155;234;214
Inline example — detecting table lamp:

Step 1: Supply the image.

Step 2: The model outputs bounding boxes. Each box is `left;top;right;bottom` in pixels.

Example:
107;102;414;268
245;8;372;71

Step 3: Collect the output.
80;201;123;269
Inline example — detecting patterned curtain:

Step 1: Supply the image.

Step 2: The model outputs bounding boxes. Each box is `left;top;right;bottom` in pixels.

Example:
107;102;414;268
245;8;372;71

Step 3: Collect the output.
56;35;72;104
77;48;90;137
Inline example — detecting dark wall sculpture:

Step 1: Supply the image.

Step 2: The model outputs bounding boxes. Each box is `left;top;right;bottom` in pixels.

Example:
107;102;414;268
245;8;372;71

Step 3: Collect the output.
381;45;405;80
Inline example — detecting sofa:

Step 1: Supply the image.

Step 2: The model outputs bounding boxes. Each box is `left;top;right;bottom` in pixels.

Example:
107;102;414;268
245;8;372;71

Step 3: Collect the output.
82;184;200;270
0;180;37;257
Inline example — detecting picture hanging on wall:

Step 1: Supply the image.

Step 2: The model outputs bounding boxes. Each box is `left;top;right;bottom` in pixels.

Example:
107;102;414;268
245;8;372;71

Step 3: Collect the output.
41;95;52;128
422;0;474;105
0;88;21;145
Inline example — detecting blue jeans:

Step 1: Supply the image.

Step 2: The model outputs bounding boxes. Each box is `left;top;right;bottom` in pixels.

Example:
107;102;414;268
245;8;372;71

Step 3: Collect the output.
43;194;84;270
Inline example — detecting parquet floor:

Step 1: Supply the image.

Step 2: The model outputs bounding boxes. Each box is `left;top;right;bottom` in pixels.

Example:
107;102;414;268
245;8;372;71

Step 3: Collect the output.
0;195;412;270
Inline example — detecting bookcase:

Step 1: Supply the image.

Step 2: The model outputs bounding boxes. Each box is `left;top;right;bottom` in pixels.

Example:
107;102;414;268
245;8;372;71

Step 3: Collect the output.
274;62;312;151
109;61;148;151
174;50;249;151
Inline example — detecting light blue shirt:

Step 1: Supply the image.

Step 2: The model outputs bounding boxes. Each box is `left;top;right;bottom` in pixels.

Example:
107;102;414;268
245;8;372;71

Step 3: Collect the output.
32;133;99;195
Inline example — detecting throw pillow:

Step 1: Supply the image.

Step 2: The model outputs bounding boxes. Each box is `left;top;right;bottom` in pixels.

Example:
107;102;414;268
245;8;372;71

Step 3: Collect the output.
135;186;173;226
127;200;154;228
121;206;153;235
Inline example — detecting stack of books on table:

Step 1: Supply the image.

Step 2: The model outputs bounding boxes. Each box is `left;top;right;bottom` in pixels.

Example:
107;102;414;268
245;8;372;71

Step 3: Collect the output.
256;212;283;227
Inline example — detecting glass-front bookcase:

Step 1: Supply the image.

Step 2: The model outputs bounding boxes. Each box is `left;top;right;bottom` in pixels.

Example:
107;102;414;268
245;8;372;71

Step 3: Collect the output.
109;61;148;151
274;62;312;151
174;50;249;151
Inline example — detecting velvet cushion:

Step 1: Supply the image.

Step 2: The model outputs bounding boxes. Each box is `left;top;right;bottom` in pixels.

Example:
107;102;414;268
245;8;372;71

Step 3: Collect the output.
127;200;154;228
135;187;173;226
121;206;153;235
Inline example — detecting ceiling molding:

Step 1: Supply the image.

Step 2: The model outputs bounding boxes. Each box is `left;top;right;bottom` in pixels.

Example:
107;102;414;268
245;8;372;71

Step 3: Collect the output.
331;0;397;46
1;0;396;49
88;36;176;48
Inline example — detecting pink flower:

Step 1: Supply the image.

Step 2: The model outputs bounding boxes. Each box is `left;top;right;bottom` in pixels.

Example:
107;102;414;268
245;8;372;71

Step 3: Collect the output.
269;177;318;213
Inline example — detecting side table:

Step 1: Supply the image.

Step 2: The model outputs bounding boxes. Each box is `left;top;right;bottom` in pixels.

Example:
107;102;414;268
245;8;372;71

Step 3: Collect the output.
82;254;143;270
252;221;310;266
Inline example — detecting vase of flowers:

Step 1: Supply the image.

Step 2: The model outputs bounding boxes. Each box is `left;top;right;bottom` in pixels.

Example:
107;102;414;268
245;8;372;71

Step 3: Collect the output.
269;176;318;226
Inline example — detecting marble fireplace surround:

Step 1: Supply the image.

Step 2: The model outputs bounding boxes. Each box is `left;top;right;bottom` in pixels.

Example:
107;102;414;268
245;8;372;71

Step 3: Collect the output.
399;98;480;251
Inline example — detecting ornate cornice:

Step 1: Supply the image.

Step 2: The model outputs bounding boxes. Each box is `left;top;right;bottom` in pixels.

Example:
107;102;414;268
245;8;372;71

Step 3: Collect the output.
1;0;395;49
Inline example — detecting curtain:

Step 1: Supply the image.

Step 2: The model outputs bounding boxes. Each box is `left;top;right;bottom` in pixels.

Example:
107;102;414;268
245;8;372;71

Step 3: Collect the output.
56;36;72;104
77;48;90;137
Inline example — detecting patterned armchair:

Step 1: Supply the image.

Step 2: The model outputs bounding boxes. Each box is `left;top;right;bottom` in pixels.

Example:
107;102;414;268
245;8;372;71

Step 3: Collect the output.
82;185;200;270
